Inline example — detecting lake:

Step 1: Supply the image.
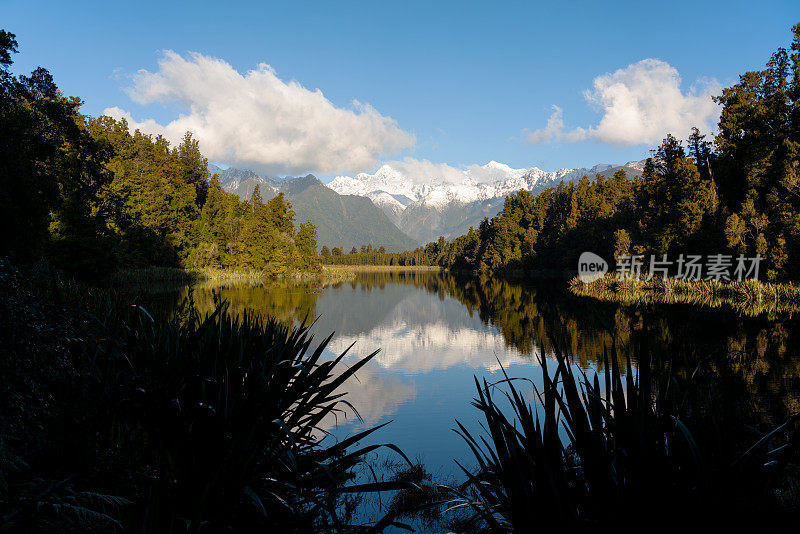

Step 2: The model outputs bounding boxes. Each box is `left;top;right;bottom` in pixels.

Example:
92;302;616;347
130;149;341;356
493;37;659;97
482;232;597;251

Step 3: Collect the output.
140;269;800;529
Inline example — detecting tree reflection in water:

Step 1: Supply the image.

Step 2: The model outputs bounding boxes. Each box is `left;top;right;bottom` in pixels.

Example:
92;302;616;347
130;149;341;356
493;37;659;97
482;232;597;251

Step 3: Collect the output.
140;269;800;443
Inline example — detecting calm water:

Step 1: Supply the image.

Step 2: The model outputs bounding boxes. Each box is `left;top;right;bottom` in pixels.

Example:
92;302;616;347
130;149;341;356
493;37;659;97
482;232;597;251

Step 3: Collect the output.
142;270;800;529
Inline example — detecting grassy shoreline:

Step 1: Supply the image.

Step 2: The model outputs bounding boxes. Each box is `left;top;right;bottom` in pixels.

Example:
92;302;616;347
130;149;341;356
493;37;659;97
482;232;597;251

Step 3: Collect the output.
109;266;800;316
569;273;800;315
109;264;442;288
110;266;328;286
321;264;441;272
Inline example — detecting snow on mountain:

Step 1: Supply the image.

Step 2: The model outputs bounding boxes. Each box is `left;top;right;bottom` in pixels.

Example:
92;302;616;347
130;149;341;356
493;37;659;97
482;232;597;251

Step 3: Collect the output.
327;159;647;244
329;165;417;200
329;162;522;209
329;161;597;209
624;160;647;172
213;166;280;200
330;160;645;210
367;191;408;225
369;191;408;210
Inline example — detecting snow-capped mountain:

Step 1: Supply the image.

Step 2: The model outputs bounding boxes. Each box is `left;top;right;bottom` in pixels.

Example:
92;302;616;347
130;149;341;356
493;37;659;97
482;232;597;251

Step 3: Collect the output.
330;161;533;209
328;160;645;243
209;164;279;200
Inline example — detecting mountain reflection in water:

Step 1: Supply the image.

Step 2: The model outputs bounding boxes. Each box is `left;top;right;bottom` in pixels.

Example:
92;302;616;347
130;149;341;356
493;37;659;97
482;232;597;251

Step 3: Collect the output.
144;270;800;476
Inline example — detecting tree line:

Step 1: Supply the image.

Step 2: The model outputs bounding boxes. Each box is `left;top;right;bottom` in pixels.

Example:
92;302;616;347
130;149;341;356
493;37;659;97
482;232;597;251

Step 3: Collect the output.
432;24;800;282
319;240;445;266
0;30;317;280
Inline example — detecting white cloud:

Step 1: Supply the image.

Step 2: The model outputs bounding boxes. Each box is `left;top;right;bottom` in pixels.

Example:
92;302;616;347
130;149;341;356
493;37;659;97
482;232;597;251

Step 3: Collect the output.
526;59;721;146
526;105;564;144
104;51;415;175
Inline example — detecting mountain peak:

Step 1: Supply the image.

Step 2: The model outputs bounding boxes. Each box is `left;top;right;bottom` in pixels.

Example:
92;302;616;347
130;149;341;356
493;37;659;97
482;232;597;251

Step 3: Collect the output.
589;163;614;173
210;165;416;252
328;158;648;243
298;173;322;185
281;174;324;195
484;160;515;172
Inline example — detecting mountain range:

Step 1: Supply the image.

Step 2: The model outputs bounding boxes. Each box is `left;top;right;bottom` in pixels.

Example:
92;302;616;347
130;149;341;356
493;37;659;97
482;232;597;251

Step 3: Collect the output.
209;165;417;252
328;160;646;243
210;159;646;250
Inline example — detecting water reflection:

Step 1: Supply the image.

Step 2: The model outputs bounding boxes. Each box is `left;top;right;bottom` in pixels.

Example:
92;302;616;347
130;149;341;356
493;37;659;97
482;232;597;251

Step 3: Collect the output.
131;270;800;531
323;287;530;373
142;270;800;455
321;364;416;429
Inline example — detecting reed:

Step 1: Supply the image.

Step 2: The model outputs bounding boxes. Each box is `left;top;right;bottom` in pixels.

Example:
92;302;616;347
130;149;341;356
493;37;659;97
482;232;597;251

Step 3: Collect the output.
322;265;442;272
109;266;199;285
110;267;331;289
318;267;358;282
570;274;800;315
449;344;799;531
1;257;415;532
82;299;415;531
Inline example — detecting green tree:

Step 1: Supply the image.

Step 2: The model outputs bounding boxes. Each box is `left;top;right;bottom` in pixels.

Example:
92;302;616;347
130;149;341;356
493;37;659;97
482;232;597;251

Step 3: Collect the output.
0;31;114;276
295;220;318;267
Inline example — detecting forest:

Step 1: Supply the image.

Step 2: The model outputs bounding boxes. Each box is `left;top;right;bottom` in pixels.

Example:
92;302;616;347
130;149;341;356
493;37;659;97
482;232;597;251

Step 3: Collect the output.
432;25;800;282
0;31;317;280
319;240;443;266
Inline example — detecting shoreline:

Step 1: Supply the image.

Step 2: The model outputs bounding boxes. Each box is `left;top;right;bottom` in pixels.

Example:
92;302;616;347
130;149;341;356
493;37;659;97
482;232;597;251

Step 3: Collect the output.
569;274;800;315
109;264;443;287
321;264;441;272
108;266;800;317
109;266;325;286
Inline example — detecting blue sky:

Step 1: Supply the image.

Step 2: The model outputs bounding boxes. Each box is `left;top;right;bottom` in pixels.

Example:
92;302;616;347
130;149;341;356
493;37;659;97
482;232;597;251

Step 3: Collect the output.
5;0;798;180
